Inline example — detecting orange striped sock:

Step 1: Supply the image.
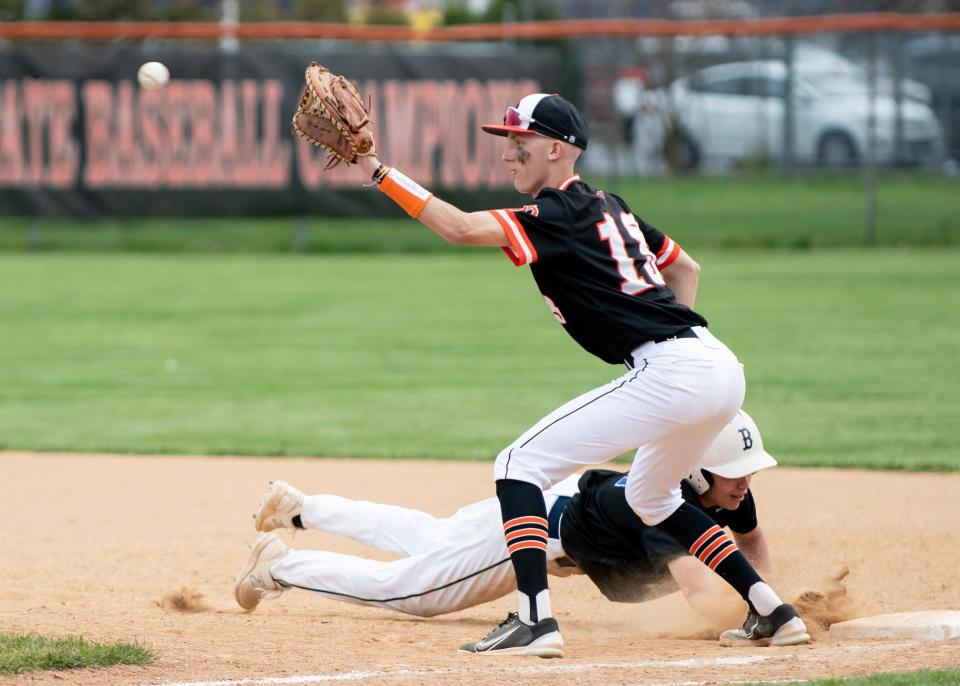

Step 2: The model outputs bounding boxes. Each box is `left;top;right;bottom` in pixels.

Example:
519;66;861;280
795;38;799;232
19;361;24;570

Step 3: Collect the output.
497;479;551;623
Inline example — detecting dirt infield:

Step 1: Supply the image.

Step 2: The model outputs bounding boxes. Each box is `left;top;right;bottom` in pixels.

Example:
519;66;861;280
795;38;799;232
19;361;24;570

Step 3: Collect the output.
2;452;959;686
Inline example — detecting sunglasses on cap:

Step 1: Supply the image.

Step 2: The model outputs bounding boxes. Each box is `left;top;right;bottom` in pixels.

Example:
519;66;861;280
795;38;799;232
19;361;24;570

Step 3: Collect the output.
504;106;579;145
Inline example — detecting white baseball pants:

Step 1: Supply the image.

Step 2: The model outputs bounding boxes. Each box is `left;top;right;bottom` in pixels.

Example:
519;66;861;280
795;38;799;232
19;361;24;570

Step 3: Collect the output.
493;326;745;525
268;477;579;617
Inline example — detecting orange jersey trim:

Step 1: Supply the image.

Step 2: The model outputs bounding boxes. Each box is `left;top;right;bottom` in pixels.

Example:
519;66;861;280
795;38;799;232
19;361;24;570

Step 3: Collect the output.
558;174;581;190
489;209;538;266
656;236;682;269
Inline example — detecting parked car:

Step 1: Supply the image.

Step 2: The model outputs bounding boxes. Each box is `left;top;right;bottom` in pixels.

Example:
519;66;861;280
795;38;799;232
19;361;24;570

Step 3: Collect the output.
792;43;933;105
902;33;960;163
632;54;943;170
836;32;960;162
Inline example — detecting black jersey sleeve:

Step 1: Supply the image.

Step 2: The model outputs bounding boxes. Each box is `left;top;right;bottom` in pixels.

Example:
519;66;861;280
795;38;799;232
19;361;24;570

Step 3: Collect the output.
488;193;571;266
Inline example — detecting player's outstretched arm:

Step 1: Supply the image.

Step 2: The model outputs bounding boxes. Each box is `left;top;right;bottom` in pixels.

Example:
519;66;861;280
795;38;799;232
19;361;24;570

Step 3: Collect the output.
357;154;509;248
290;70;508;249
732;527;773;577
659;248;701;308
666;555;745;626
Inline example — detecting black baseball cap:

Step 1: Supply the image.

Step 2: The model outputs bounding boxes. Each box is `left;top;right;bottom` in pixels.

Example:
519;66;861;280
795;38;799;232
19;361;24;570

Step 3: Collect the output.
482;93;588;150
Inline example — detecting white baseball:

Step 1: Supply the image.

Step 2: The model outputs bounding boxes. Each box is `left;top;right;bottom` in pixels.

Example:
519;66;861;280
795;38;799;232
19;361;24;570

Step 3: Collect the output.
137;61;170;90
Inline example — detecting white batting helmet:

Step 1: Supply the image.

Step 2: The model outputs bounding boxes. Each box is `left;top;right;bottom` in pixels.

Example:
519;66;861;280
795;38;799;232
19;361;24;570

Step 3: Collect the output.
686;410;777;494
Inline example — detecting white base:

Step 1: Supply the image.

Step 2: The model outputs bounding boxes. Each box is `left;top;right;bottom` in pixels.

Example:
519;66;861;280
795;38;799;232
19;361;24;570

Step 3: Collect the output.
829;611;960;641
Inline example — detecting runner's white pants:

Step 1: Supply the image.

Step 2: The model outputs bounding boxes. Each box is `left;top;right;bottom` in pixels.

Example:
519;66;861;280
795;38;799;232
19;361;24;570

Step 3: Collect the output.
269;477;579;617
493;326;745;525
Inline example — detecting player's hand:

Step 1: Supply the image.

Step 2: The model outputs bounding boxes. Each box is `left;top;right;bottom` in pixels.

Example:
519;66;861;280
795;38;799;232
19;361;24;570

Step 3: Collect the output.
357;153;382;179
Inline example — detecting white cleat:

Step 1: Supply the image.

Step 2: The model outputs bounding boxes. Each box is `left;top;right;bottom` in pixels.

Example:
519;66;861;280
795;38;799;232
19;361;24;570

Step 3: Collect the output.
254;480;305;532
234;532;289;611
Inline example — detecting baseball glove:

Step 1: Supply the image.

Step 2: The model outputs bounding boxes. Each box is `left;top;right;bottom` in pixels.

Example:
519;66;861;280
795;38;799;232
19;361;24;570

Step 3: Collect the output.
292;62;375;170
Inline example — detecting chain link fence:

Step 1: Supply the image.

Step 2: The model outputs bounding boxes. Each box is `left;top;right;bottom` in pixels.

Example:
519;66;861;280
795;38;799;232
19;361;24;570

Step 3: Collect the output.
577;29;958;177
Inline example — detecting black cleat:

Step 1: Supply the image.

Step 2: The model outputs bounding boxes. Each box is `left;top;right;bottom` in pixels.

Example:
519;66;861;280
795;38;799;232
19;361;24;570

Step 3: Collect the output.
720;603;811;647
459;613;564;658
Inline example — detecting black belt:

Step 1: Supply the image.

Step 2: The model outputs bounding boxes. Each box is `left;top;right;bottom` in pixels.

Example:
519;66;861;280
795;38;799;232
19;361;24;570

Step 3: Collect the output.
653;327;698;344
547;495;570;540
625;328;698;368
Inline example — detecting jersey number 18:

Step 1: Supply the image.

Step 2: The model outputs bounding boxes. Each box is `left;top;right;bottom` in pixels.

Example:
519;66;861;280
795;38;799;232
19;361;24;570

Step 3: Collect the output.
596;212;666;295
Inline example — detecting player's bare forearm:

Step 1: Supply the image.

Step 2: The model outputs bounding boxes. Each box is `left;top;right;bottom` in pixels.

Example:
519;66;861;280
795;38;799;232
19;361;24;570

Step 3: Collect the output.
661;248;700;308
733;528;773;577
359;155;507;247
418;197;508;246
667;555;745;626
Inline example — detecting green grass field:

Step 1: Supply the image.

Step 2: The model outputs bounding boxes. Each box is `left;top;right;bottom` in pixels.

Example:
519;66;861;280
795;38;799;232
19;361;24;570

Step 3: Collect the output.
747;669;960;686
1;248;956;470
1;173;957;253
0;634;154;675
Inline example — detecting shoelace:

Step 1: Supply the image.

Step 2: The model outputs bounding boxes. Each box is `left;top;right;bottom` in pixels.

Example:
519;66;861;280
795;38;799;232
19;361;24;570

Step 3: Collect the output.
485;612;519;636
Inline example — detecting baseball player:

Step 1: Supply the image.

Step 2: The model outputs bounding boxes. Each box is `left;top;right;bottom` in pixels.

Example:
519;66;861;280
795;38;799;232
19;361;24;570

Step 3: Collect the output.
337;92;808;656
235;411;804;648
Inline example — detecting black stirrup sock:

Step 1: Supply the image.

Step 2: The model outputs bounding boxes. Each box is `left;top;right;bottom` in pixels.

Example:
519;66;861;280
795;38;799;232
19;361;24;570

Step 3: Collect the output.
496;478;551;624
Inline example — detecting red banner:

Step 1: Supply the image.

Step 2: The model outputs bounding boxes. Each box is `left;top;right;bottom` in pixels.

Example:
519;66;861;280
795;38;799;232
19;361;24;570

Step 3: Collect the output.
0;43;561;216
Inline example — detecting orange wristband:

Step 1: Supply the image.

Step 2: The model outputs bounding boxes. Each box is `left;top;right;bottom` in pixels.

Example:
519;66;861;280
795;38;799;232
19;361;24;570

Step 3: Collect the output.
377;168;433;219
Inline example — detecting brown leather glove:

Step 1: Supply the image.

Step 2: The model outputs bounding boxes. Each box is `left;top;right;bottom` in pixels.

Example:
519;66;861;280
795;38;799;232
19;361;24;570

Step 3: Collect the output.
291;62;375;170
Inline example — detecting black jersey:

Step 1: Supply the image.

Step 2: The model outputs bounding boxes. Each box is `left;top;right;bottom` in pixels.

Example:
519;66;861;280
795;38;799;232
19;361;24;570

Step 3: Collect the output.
559;469;758;602
489;175;707;365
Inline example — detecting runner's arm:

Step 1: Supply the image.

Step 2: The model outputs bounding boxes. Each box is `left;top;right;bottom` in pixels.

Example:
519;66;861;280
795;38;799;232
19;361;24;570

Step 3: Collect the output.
667;555;745;626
